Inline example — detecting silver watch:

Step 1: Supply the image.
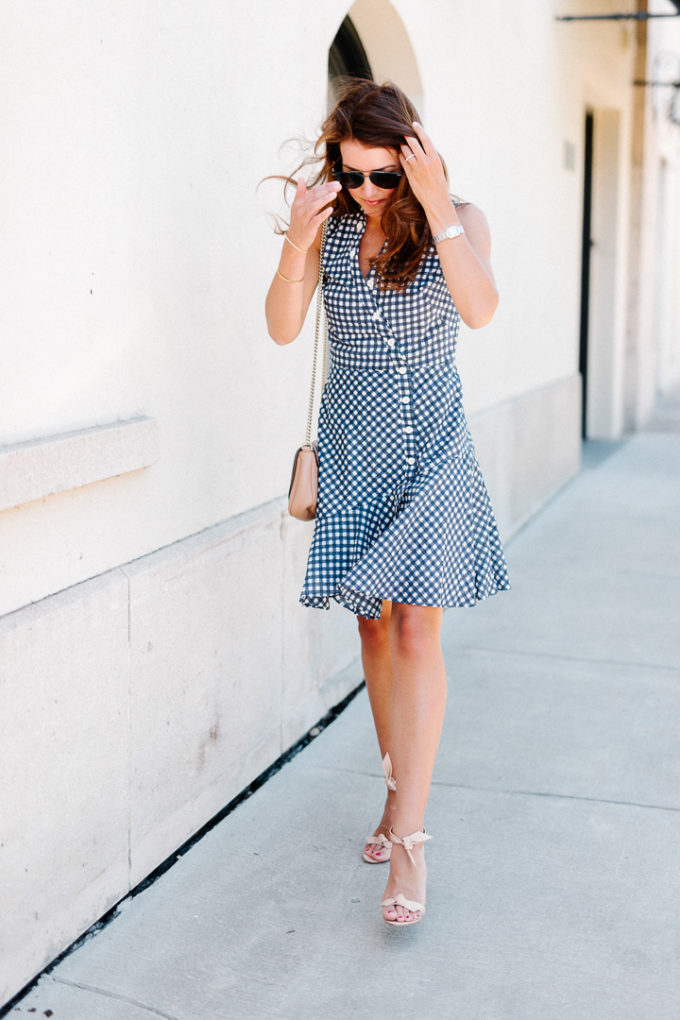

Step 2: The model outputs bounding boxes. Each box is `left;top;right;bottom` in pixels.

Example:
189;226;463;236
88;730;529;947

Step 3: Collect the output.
432;224;465;244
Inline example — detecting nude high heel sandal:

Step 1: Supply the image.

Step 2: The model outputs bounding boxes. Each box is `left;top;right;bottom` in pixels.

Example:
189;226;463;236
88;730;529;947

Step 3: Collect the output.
381;827;433;926
362;753;397;864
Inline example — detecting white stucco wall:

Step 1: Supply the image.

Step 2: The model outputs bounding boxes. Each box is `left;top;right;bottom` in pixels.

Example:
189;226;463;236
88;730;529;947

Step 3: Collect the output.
644;3;680;399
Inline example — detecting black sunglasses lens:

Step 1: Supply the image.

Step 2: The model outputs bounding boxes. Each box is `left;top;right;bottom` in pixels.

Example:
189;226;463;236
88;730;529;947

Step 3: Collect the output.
333;171;364;189
370;172;403;189
333;169;402;190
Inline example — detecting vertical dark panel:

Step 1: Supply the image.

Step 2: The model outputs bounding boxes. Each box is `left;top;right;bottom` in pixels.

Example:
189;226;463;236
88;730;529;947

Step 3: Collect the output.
579;112;594;438
328;16;373;88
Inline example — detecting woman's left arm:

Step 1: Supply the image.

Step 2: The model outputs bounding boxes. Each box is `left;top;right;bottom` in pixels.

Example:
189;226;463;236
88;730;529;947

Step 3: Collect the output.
400;123;499;329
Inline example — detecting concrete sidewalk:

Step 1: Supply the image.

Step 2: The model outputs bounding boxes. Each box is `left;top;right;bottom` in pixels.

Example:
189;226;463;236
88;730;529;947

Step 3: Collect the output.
9;416;680;1019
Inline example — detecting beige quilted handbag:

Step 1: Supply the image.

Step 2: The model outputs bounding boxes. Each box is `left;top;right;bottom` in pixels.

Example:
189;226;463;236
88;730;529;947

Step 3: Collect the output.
287;219;328;520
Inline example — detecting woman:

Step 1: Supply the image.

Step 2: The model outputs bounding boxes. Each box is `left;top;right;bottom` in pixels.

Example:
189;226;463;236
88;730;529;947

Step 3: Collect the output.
265;79;510;927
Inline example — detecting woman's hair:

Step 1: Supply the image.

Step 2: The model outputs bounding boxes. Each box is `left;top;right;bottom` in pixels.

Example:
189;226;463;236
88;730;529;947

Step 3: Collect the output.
265;78;466;290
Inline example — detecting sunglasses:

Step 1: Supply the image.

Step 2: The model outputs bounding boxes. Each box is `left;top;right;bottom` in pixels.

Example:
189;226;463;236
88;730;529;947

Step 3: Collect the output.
332;168;403;191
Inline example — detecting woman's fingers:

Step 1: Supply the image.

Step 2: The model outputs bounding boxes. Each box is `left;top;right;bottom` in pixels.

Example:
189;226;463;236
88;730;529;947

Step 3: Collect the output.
311;197;337;223
412;121;436;157
313;205;335;227
402;138;420;159
301;185;340;225
398;125;449;209
401;123;437;164
309;181;342;209
400;143;417;164
399;151;413;177
290;180;340;245
293;180;340;215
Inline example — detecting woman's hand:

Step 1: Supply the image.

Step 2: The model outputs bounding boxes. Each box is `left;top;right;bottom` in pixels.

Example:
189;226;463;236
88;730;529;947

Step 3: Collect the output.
288;178;341;251
399;122;499;329
398;122;450;215
265;176;341;345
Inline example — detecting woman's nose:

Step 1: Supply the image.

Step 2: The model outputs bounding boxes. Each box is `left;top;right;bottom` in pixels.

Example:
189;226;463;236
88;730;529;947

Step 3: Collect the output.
361;177;380;200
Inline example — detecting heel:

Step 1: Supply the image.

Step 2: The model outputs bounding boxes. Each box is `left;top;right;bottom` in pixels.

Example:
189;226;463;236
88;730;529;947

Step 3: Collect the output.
381;827;432;926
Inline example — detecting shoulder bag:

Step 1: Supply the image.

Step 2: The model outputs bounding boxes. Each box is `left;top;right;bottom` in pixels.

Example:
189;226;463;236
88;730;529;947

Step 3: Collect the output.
287;218;328;520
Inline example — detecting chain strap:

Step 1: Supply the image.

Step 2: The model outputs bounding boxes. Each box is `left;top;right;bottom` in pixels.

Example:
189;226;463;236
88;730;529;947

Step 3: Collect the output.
304;218;328;445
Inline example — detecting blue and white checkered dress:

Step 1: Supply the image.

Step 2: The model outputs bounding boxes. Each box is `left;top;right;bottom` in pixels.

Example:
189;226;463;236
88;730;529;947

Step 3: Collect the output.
299;208;511;619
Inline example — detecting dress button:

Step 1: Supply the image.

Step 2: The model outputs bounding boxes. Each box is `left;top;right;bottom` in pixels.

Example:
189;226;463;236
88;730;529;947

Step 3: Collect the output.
386;339;395;348
372;310;381;320
403;426;414;434
401;395;410;403
405;456;415;465
396;366;407;374
366;278;375;289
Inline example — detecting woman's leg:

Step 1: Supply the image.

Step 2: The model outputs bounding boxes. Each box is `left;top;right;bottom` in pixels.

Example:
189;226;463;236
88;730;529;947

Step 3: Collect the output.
357;598;393;757
382;601;446;922
357;599;395;858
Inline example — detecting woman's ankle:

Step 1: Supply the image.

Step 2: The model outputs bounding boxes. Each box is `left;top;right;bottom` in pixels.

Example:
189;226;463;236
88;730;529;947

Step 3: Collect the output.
390;819;426;838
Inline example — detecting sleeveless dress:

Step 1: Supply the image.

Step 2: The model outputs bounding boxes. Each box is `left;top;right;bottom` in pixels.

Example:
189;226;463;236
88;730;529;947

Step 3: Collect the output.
299;208;511;620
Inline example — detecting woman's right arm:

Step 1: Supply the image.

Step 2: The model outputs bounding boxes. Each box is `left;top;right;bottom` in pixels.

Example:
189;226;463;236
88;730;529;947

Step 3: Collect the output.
265;178;341;345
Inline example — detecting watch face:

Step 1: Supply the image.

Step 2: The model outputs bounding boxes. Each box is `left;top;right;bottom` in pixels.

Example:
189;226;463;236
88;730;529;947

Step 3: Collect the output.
433;224;464;244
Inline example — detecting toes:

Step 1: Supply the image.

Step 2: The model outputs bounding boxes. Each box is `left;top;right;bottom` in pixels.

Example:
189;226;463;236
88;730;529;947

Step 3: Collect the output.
382;903;412;923
387;906;422;923
398;910;418;923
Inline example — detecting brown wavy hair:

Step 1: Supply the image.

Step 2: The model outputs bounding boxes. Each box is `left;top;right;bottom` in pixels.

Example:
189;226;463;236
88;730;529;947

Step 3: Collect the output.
265;78;463;291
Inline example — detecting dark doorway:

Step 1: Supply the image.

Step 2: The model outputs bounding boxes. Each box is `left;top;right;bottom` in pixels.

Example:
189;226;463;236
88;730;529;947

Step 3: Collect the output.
329;16;372;89
579;111;594;438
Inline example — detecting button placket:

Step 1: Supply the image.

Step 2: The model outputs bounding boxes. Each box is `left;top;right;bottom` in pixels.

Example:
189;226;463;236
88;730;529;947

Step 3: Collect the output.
357;222;416;471
394;365;417;468
368;297;403;366
381;322;415;469
361;248;397;362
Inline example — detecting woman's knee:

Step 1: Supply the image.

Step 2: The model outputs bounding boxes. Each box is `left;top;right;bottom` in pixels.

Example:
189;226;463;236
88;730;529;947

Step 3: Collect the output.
389;604;442;658
357;600;391;645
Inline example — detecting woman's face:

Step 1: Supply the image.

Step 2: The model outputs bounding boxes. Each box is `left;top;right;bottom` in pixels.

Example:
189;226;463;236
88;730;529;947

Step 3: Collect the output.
338;138;401;219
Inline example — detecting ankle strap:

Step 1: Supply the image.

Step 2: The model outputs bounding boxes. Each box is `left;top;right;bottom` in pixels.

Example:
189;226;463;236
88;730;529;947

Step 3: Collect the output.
381;753;397;792
388;827;432;865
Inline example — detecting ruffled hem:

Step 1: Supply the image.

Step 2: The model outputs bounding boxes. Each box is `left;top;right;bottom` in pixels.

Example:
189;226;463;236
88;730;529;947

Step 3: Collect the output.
299;576;511;619
299;586;381;618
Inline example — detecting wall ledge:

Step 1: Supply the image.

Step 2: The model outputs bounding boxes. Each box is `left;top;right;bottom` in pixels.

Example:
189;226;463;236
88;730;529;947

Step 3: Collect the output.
0;417;159;512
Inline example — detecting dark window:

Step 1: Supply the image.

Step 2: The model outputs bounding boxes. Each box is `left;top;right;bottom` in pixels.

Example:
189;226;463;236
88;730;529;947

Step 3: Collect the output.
329;16;372;88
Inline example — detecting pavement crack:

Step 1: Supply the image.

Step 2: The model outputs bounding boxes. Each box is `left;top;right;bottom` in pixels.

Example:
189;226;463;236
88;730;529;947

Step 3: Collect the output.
51;978;182;1019
314;763;680;815
454;643;680;674
430;778;680;814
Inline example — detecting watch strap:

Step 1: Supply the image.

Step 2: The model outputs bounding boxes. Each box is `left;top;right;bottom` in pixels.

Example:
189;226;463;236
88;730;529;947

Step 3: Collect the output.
432;223;465;244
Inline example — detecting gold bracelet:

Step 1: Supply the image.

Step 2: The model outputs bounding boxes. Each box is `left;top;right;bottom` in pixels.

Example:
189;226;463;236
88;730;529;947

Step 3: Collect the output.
284;233;309;254
276;268;305;284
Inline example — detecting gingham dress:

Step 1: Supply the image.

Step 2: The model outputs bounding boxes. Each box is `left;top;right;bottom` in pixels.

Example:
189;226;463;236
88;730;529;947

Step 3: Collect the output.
299;208;511;619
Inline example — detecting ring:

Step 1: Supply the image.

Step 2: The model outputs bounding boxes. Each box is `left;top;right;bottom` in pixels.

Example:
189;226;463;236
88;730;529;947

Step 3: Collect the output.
405;153;416;162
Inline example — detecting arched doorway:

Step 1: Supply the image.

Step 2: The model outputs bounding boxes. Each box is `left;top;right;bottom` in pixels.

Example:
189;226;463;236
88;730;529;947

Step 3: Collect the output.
329;15;372;88
327;0;423;113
